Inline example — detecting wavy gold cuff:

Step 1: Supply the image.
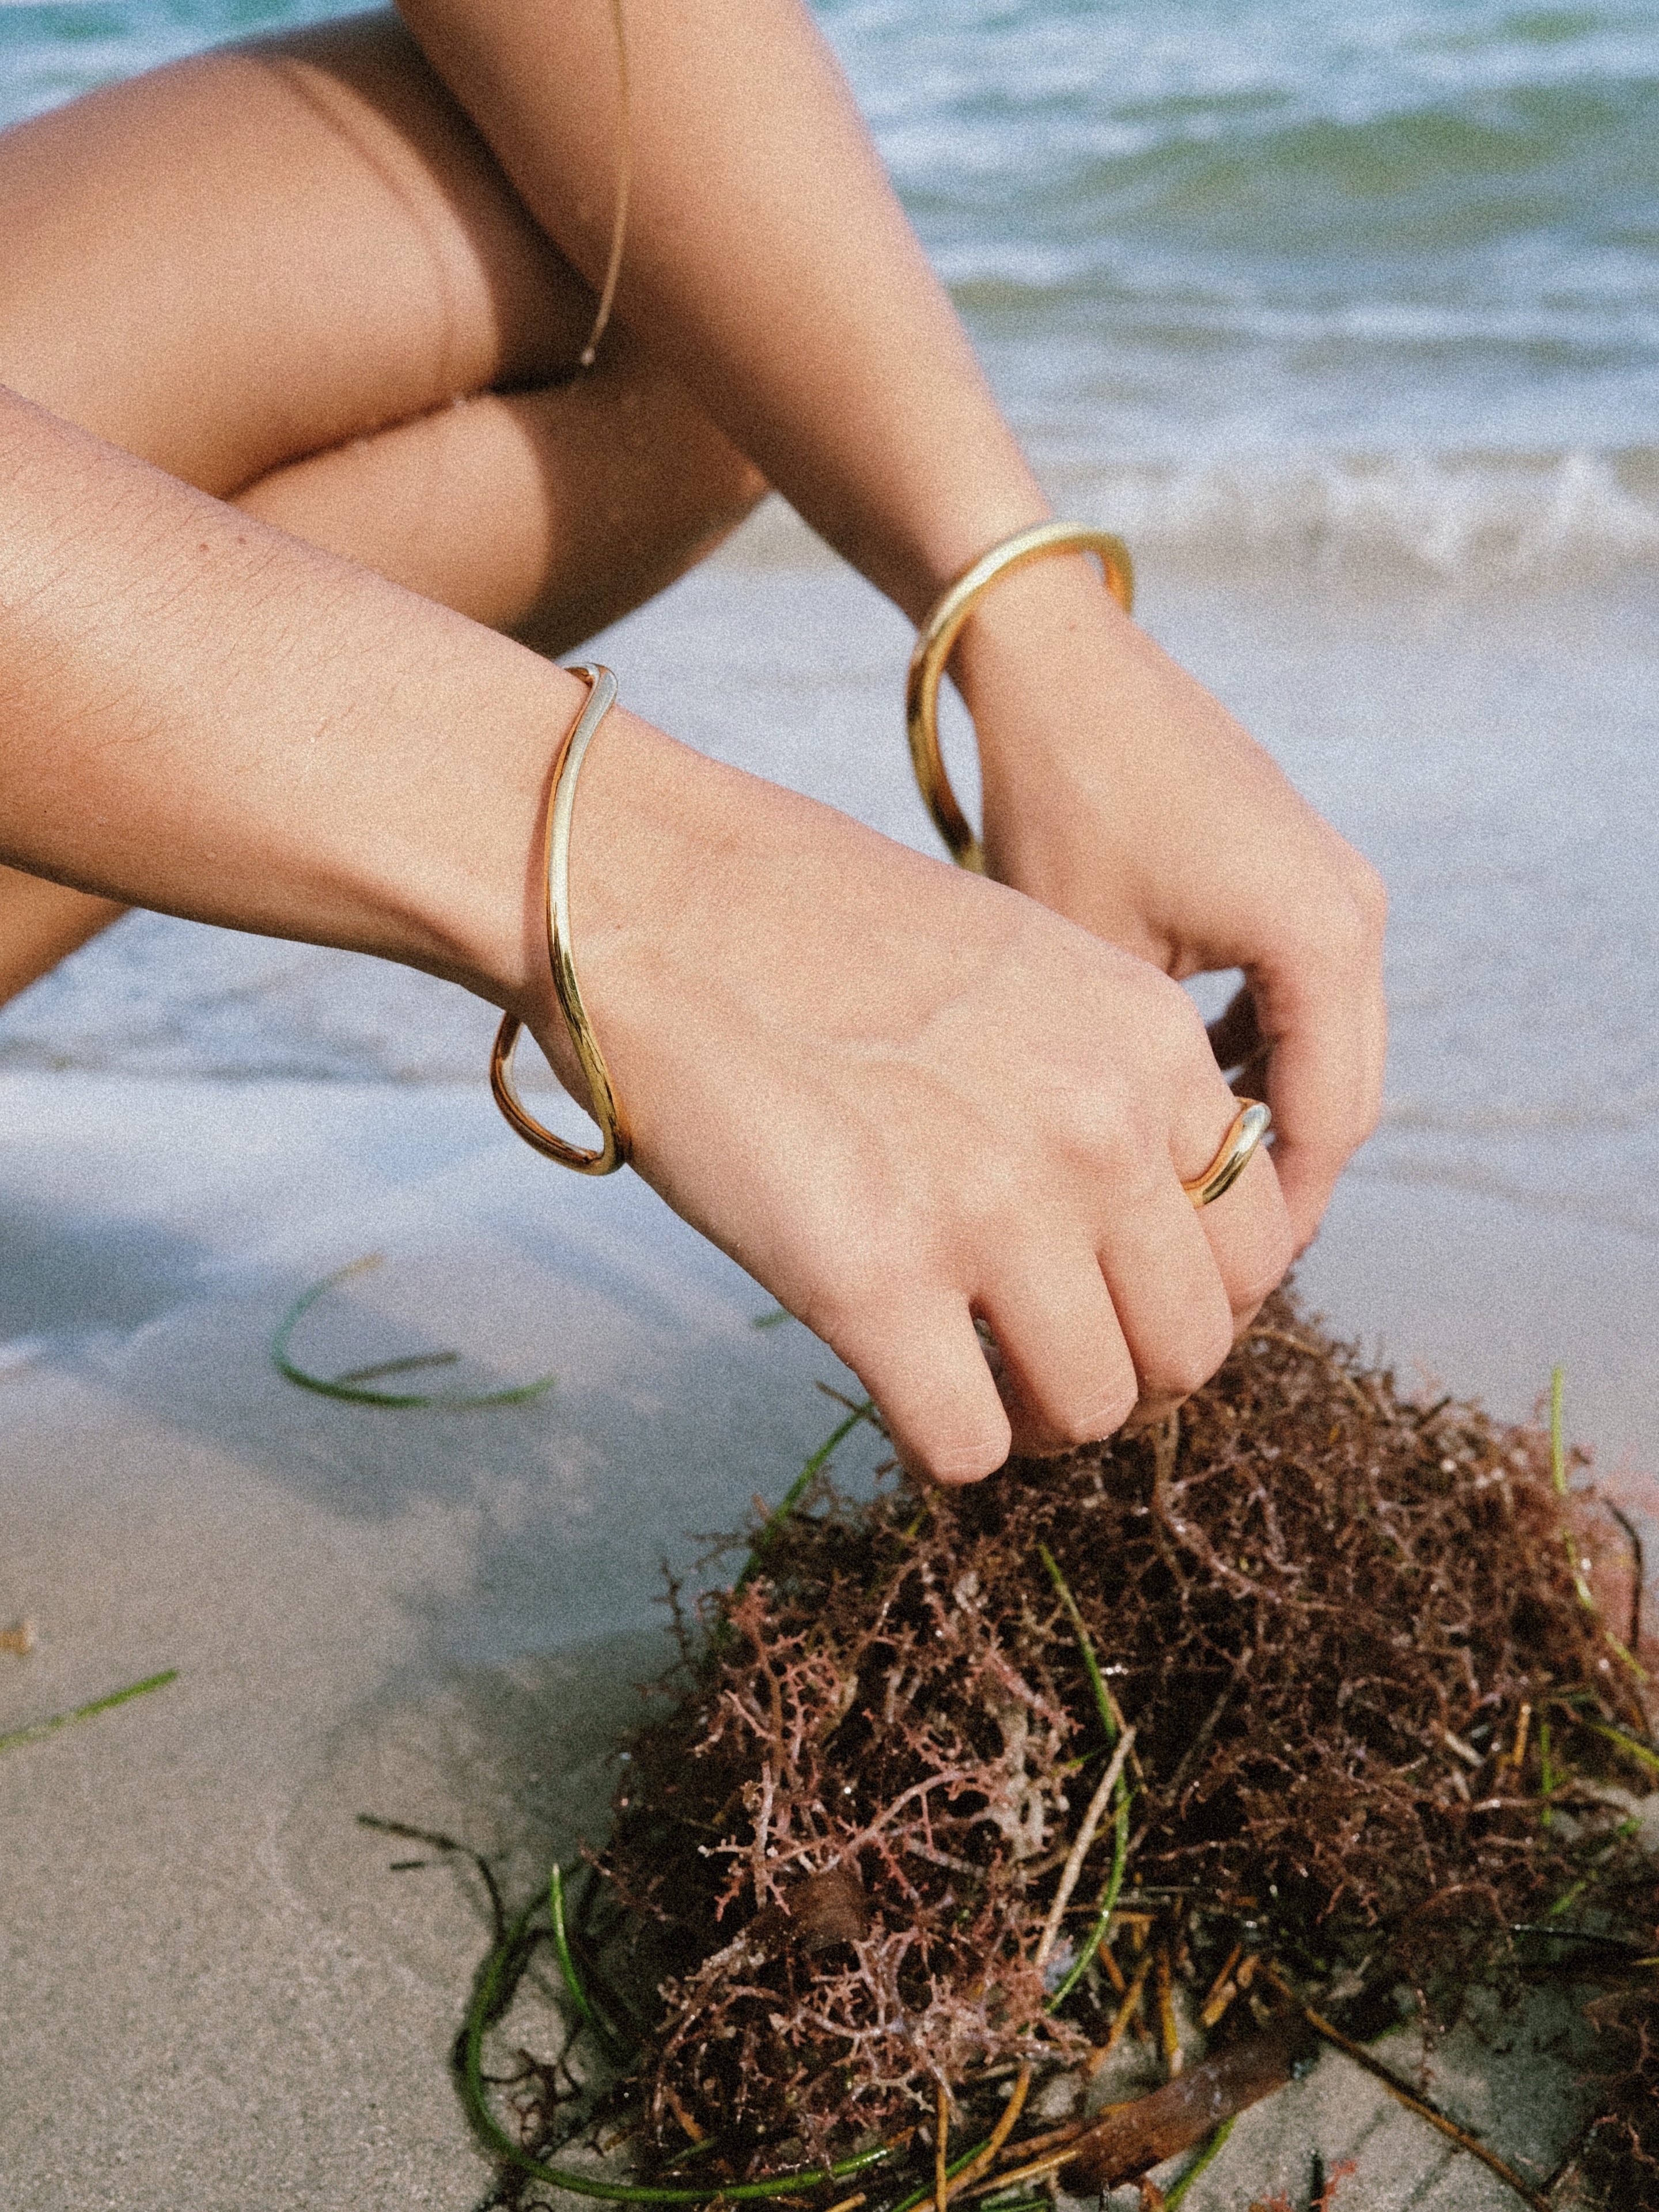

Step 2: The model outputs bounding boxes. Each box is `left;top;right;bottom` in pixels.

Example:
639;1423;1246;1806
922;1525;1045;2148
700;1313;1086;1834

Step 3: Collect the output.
906;521;1135;874
490;664;631;1175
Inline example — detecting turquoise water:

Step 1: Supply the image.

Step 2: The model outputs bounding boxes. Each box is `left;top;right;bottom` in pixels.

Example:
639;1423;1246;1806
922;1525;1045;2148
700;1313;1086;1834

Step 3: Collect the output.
3;0;1655;580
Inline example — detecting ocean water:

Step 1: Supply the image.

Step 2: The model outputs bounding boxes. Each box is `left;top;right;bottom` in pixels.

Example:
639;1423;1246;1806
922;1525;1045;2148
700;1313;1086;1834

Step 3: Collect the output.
3;0;1658;1433
3;0;1653;581
846;0;1659;582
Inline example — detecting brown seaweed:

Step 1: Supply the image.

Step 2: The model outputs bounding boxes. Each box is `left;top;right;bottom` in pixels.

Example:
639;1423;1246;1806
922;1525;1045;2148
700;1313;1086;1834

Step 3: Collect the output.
594;1290;1657;2200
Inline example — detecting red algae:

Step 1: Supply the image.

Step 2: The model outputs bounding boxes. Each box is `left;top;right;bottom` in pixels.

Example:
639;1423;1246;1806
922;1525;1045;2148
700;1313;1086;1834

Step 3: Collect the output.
596;1293;1657;2200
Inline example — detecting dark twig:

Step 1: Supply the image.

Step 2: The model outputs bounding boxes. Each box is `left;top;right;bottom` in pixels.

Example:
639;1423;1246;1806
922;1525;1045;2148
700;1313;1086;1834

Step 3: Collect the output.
1246;1328;1372;1415
358;1813;505;1942
1607;1505;1645;1656
1130;1657;1248;1858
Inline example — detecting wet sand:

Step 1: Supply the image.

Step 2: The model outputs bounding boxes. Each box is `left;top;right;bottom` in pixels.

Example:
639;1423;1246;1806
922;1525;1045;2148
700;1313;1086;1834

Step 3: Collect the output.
3;515;1656;2207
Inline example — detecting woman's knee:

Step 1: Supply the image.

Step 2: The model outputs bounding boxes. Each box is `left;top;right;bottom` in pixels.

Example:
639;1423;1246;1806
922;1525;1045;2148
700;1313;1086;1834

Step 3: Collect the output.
0;17;766;654
0;13;587;491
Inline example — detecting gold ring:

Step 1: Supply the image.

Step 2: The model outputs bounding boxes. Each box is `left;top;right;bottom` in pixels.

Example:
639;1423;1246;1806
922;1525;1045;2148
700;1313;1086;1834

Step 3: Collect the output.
490;665;631;1175
1183;1099;1271;1207
906;521;1134;874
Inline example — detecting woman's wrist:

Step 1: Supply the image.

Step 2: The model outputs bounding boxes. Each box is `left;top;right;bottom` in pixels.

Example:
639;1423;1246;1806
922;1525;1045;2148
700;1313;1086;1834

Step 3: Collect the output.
944;545;1142;768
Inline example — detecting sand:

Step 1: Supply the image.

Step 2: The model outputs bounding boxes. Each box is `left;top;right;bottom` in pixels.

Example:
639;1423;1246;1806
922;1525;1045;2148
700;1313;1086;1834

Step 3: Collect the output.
4;513;1657;2207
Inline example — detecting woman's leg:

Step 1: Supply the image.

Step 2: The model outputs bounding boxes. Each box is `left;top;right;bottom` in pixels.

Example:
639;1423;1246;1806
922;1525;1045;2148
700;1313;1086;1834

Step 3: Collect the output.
236;328;764;658
0;870;126;1007
0;9;764;1003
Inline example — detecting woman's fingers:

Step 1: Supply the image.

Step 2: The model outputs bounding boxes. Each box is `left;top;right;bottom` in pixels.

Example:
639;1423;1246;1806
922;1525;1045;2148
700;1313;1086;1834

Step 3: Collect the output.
1202;860;1387;1254
949;1114;1287;1463
828;1292;1012;1486
1190;1143;1298;1323
1093;1101;1289;1429
1097;1192;1238;1407
1247;876;1389;1250
959;562;1386;1258
976;1253;1138;1457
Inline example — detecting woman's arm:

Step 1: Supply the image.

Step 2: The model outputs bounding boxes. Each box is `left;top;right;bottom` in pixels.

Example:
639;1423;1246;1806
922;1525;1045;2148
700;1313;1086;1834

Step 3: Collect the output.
395;0;1051;615
395;0;1388;1247
0;385;1293;1478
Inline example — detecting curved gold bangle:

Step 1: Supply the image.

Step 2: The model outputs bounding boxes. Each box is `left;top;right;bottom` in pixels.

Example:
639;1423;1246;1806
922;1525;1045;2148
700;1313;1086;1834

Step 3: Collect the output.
490;664;631;1176
906;521;1135;874
1183;1099;1271;1207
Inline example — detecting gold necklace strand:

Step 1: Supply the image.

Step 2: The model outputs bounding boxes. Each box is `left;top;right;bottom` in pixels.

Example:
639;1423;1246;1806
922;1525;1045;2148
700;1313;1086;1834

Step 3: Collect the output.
577;0;632;370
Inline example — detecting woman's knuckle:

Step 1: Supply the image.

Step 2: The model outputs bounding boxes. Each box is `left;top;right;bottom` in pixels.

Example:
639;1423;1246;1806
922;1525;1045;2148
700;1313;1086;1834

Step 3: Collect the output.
1147;1313;1233;1400
1051;1081;1131;1163
1317;854;1389;958
799;1263;899;1361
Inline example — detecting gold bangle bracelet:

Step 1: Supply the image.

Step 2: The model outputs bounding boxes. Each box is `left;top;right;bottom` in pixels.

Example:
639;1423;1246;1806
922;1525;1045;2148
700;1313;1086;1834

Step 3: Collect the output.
490;664;631;1176
906;521;1134;874
1184;1099;1271;1206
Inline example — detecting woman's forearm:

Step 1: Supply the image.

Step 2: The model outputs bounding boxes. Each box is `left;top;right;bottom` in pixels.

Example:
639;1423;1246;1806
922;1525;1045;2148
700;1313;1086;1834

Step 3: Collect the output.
0;402;1301;1481
395;0;1051;619
387;0;1385;1256
0;385;573;1014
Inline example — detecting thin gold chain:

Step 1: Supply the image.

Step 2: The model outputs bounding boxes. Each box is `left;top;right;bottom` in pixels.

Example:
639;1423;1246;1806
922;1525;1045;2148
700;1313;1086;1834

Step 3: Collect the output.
577;0;632;369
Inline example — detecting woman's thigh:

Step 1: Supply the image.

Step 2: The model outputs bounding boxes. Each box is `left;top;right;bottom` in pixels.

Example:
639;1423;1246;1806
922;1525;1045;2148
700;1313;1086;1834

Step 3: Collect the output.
0;9;594;494
237;344;764;652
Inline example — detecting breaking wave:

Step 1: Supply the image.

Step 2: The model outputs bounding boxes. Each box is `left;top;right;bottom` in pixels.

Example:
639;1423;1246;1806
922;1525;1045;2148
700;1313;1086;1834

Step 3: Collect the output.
1049;447;1659;586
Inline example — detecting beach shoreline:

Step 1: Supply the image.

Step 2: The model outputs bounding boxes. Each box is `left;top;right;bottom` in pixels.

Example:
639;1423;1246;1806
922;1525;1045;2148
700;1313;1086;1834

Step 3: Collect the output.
2;1069;1643;2211
5;518;1658;2212
5;0;1658;2192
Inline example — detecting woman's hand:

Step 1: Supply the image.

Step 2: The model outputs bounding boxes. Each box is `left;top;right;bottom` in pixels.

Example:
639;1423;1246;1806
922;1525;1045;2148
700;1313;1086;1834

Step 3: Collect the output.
389;0;1384;1263
1;388;1289;1480
952;554;1388;1253
541;712;1295;1481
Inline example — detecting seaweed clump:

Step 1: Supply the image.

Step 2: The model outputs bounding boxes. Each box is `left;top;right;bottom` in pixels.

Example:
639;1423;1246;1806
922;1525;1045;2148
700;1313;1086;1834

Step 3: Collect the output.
596;1292;1657;2198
